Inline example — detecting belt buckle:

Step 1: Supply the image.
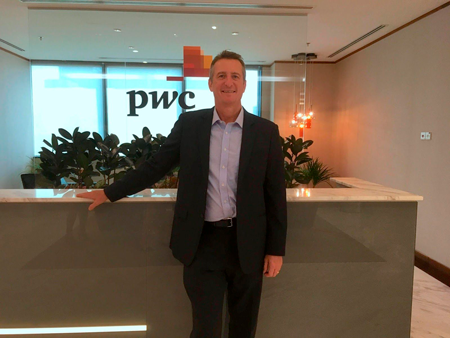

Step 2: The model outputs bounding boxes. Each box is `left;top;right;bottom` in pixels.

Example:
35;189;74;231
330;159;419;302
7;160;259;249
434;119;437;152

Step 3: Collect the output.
224;217;233;227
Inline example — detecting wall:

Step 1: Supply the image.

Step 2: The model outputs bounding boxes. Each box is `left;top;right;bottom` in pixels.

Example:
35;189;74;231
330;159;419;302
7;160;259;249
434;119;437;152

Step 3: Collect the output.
0;50;33;188
270;62;338;172
333;6;450;267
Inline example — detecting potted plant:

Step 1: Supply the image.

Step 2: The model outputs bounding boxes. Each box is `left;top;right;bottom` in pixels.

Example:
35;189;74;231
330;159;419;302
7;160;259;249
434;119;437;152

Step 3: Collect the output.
121;127;179;188
280;135;314;188
300;158;335;188
21;157;41;189
40;128;101;188
38;126;179;189
39;133;72;188
92;132;130;188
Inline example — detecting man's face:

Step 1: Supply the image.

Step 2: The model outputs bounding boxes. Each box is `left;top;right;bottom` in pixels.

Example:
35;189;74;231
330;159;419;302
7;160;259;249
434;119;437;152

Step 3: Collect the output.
208;59;247;107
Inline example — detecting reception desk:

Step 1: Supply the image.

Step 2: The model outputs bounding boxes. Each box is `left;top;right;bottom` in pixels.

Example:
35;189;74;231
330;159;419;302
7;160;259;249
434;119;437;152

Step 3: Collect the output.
0;178;422;338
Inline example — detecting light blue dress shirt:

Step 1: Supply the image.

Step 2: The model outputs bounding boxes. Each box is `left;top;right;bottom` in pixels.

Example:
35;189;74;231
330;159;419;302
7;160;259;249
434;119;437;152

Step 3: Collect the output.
204;107;244;222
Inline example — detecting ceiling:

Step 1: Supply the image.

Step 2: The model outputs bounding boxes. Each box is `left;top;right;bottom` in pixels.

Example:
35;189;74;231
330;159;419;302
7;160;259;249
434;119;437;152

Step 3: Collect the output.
0;0;448;64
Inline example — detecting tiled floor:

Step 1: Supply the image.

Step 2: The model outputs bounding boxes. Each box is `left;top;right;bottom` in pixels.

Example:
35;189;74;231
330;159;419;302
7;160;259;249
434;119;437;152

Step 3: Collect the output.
411;267;450;337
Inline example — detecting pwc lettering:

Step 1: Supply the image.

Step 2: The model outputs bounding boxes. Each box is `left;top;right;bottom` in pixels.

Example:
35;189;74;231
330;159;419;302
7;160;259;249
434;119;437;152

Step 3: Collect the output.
126;90;195;116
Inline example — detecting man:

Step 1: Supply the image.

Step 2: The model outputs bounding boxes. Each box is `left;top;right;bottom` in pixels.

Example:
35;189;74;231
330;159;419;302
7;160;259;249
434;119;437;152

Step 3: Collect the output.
77;50;287;338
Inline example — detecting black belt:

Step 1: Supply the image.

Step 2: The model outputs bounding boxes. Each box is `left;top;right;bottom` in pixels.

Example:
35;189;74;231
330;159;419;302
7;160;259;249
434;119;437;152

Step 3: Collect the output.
205;218;236;228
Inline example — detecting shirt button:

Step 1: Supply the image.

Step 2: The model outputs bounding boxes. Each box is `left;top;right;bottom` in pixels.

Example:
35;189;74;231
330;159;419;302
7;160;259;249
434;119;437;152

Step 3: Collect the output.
225;132;228;135
223;200;227;203
222;165;225;169
224;148;227;151
221;183;225;187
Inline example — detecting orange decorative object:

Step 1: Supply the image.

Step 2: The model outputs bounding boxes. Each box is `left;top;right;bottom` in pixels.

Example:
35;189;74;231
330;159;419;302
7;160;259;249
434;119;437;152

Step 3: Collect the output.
306;117;312;129
183;46;212;77
167;46;212;81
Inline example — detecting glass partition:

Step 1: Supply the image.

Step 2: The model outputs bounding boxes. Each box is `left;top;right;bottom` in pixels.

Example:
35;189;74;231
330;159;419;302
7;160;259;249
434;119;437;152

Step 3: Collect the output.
28;10;308;157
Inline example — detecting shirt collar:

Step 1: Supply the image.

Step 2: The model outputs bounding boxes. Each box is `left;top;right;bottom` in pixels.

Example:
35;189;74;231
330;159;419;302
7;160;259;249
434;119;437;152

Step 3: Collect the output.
212;107;244;128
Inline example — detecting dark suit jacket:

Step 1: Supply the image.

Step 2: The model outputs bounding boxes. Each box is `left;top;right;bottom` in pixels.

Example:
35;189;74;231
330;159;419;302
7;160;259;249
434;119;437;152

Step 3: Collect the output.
104;108;287;273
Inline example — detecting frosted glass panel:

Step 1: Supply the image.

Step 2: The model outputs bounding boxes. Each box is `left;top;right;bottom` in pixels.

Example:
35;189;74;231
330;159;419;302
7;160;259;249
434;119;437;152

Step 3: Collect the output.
32;64;104;155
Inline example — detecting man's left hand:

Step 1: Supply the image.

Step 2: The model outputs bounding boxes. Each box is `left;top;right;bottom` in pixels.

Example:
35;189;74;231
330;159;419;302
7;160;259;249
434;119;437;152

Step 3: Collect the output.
263;255;283;277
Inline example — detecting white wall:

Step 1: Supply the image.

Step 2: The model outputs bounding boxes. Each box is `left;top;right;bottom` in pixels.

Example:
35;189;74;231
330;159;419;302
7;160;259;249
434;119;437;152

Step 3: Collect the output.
333;6;450;267
0;50;33;188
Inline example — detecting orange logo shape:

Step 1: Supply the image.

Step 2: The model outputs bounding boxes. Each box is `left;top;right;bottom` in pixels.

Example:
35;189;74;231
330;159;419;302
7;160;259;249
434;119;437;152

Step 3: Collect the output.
167;46;212;81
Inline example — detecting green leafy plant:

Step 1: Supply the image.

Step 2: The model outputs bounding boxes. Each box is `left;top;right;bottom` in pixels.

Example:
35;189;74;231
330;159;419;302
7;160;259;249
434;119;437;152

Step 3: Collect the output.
120;127;155;169
120;127;179;188
39;133;72;187
24;157;42;174
58;128;101;188
40;128;101;188
93;132;129;187
280;135;313;188
38;126;180;189
301;157;335;188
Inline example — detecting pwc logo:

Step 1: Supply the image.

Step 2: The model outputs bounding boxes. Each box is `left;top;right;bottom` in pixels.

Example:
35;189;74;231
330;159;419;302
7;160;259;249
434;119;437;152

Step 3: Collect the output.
127;46;212;116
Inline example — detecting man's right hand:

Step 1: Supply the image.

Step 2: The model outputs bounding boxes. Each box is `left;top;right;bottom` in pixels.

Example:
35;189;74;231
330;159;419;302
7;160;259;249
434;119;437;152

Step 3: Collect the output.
76;190;109;211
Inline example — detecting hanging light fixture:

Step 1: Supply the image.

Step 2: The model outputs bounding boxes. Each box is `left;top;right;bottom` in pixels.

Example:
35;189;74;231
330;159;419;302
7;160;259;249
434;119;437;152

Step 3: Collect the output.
290;52;317;138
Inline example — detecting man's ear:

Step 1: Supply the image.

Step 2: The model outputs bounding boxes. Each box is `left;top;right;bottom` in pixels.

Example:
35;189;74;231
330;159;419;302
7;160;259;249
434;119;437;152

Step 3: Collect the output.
208;78;213;91
243;80;247;92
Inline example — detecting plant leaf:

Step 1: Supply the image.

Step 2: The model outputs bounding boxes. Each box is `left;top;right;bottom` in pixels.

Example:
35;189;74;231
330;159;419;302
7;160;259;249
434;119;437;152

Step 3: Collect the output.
93;132;103;143
59;128;72;140
51;134;58;150
142;127;151;137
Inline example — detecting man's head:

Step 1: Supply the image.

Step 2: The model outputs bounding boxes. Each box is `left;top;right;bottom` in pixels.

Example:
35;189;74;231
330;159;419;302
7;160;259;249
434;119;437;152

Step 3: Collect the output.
209;50;246;81
208;50;247;109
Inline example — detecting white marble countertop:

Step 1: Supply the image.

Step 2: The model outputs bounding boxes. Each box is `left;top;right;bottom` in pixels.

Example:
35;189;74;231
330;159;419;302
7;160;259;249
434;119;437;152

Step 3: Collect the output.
0;177;422;203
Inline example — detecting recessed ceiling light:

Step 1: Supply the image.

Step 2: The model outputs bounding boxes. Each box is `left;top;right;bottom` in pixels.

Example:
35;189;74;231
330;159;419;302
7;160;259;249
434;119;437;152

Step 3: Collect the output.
212;26;217;30
133;50;139;53
174;33;178;37
129;46;134;49
114;29;122;33
232;32;239;36
143;61;148;64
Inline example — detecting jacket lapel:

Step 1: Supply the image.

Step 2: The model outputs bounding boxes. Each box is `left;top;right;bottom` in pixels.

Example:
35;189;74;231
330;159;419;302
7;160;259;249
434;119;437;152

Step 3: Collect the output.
237;110;256;190
197;108;214;180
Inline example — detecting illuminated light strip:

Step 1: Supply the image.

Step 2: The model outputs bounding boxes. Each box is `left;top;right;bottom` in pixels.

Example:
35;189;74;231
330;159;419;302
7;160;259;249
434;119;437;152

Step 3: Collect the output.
0;325;146;335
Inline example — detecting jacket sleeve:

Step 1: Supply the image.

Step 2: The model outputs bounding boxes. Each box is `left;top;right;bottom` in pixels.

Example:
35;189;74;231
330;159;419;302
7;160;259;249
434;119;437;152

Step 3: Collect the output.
264;125;288;256
104;113;184;202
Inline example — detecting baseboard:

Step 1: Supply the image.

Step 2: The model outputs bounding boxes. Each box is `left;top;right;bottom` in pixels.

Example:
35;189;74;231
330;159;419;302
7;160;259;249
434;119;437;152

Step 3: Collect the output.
415;251;450;287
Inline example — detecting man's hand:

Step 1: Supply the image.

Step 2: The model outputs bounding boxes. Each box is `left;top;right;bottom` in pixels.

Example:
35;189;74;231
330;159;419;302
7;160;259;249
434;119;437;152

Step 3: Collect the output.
76;190;109;211
263;255;283;278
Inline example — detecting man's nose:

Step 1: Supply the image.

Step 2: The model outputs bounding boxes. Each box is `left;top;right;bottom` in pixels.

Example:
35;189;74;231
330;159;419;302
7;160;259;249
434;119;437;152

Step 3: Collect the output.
224;76;233;86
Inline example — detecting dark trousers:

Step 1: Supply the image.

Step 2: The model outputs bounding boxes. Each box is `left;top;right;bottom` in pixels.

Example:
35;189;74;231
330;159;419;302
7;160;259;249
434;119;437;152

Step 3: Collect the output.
183;223;263;338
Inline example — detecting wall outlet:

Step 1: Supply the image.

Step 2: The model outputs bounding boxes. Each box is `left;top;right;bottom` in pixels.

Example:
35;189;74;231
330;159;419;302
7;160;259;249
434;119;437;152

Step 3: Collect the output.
420;132;432;140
